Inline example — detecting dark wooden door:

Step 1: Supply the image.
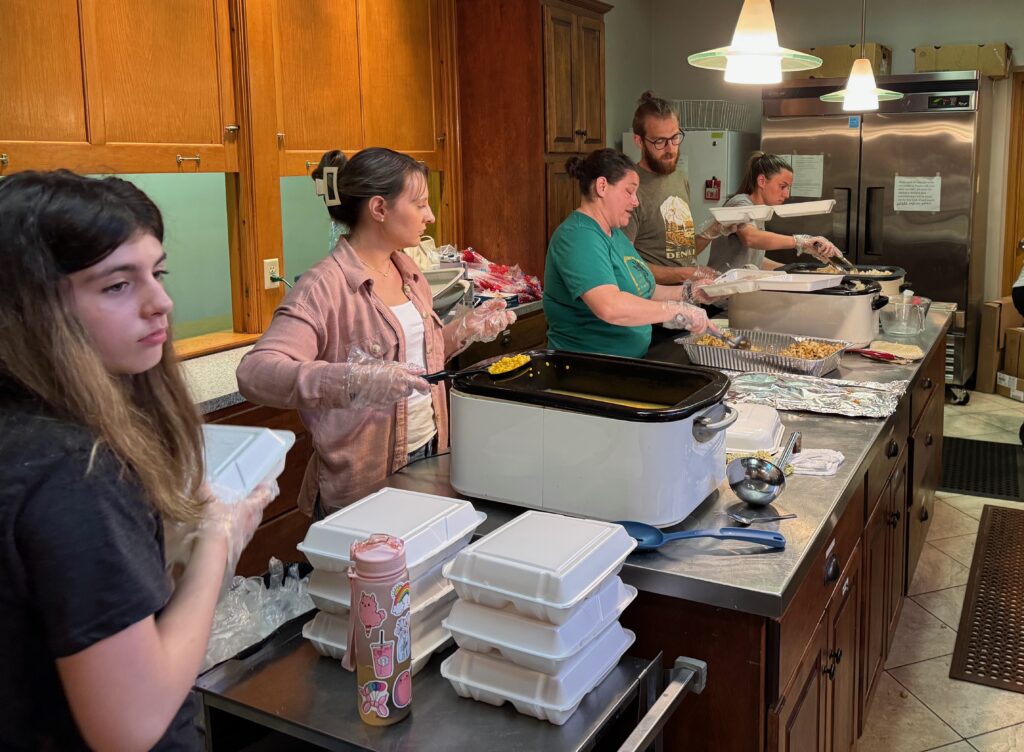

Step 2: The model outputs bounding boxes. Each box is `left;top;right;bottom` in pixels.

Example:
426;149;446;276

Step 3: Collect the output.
860;484;889;731
887;454;908;647
829;544;861;752
546;159;579;240
575;15;605;152
770;617;829;752
542;5;578;153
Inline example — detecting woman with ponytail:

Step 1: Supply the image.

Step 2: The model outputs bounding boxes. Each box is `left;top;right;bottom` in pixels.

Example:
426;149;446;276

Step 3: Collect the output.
707;151;842;272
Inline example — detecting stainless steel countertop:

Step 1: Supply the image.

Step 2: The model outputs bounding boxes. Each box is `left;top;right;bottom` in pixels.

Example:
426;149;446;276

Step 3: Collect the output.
365;309;952;621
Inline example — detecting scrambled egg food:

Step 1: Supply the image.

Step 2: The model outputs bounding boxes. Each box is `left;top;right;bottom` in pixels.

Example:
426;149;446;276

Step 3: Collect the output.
487;354;531;374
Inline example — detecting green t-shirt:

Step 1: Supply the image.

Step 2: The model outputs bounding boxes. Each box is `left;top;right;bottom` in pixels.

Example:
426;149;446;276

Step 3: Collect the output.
543;211;656;358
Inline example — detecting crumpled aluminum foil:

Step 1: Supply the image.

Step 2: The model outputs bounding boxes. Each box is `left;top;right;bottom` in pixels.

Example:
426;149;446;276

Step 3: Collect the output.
726;372;910;418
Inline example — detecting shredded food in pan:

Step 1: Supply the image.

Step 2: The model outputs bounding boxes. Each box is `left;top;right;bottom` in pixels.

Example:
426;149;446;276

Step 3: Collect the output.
693;332;843;361
813;265;890;275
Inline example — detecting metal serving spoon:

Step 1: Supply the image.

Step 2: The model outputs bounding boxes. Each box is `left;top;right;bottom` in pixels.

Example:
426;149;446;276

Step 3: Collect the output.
727;511;798;527
706;323;752;350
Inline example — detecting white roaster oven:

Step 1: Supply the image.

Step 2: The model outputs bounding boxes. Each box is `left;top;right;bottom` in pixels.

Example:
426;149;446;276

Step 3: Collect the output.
449;350;735;528
727;279;889;347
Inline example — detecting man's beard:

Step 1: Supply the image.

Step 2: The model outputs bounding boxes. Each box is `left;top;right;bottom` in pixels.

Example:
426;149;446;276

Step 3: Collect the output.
643;143;678;175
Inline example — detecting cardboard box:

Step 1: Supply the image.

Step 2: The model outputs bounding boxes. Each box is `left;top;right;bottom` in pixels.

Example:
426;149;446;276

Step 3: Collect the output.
914;42;1013;79
787;43;892;80
976;296;1024;393
996;372;1024;403
1006;328;1024;379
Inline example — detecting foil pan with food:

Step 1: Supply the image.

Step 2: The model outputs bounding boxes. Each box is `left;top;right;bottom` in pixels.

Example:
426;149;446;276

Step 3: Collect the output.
726;373;910;418
676;329;849;377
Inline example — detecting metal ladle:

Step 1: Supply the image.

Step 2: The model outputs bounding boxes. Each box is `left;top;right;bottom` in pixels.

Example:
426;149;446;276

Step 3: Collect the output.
726;431;801;508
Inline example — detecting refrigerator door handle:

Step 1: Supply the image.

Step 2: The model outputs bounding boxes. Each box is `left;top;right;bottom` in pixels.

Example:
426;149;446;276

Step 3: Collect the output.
832;187;852;254
864;186;885;257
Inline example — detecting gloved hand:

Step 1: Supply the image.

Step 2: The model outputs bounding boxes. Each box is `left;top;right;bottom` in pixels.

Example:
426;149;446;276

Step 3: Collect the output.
687;265;719;282
794;234;841;261
196;481;280;575
344;347;429;410
448;299;517;348
661;301;710;333
688;278;719;306
697;219;740;240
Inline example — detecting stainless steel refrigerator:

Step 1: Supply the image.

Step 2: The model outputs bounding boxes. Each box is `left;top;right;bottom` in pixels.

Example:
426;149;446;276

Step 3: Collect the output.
760;71;992;388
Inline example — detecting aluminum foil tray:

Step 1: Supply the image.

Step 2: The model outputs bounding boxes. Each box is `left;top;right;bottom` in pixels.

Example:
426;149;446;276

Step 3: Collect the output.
726;373;910;418
676;329;850;377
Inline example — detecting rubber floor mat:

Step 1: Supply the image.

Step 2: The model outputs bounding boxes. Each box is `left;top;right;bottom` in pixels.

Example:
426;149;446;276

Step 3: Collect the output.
950;505;1024;693
939;438;1024;501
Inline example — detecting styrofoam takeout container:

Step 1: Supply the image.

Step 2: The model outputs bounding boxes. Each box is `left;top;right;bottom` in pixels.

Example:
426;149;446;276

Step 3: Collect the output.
701;268;844;297
725;403;785;455
297;488;485;579
771;199;836;218
307;556;455;617
441;622;635;725
202;424;295;504
302;589;456;675
708;204;775;224
443;576;637;674
443;511;636;625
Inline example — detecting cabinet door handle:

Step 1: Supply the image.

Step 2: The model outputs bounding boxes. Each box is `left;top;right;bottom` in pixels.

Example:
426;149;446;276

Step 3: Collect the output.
888;510;902;527
829;648;843;665
841;577;851;597
574;129;586;136
0;153;8;168
925;433;934;447
920;507;930;522
922;377;934;390
824;554;840;584
500;333;513;346
823;660;836;680
885;439;899;459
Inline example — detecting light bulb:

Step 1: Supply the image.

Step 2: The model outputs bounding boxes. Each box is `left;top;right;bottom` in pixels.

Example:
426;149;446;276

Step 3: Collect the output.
842;58;880;111
725;54;783;84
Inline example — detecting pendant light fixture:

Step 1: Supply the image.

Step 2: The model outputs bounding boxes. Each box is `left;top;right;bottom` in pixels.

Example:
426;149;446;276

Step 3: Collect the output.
687;0;822;85
819;0;902;110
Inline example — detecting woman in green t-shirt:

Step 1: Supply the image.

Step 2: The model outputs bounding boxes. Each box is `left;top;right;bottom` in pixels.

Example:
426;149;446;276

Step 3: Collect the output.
543;149;714;359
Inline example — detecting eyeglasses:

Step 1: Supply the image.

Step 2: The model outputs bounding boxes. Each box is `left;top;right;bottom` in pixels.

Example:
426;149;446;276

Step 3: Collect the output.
643;132;684;150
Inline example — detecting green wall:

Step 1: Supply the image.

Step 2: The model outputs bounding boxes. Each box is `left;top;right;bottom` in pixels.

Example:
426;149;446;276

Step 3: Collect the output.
280;176;333;283
114;173;234;338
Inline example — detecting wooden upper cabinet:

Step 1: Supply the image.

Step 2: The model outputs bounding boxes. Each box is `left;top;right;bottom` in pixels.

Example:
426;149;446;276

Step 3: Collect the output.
1;0;237;174
543;5;578;154
546;159;579;241
1;0;88;145
575;16;605;152
272;0;362;168
358;0;444;162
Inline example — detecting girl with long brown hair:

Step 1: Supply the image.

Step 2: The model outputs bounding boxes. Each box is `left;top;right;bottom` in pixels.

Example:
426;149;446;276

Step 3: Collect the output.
0;170;277;751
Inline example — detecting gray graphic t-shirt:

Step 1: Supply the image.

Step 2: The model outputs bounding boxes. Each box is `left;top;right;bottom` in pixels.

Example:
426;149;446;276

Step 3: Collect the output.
623;167;696;268
707;194;767;271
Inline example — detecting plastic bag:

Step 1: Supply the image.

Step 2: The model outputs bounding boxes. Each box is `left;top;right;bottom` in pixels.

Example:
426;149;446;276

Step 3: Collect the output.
461;248;543;302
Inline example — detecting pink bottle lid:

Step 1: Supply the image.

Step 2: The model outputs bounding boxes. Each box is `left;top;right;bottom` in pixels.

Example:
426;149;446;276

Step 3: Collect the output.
349;534;406;579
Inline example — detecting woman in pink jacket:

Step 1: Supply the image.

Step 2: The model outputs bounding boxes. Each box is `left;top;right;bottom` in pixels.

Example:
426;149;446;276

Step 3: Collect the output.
237;148;513;517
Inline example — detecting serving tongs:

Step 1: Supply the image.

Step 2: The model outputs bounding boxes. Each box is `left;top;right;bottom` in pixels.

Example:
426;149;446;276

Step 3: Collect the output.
707;323;752;350
847;348;912;365
831;253;858;274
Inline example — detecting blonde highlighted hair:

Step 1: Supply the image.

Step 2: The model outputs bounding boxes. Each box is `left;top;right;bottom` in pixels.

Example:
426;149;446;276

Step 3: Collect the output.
0;170;205;522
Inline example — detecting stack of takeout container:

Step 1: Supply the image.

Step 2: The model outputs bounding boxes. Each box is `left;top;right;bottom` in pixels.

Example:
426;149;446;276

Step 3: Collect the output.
297;488;485;675
440;511;638;725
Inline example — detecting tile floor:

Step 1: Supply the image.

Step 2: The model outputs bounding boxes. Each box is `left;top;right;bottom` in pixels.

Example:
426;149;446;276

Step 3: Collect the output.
857;390;1024;751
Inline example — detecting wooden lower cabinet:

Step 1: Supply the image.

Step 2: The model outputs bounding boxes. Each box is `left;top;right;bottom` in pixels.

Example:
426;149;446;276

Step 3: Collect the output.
886;455;908;649
828;545;861;752
771;618;829;752
908;389;943;583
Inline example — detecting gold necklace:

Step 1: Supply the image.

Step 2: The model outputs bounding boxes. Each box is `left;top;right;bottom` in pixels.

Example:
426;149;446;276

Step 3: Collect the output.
359;255;392;278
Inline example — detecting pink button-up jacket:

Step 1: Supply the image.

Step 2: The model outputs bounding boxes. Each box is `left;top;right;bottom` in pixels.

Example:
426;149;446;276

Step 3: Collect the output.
236;238;449;515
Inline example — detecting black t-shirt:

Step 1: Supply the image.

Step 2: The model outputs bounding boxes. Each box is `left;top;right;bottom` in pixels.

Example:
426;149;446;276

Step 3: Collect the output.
0;394;201;751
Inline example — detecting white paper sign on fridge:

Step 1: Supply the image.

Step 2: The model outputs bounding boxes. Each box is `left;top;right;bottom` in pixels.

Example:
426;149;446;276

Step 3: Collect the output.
788;154;824;198
893;175;941;212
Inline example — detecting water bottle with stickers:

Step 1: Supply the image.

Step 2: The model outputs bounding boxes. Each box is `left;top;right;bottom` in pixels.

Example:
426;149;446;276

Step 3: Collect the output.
342;534;412;725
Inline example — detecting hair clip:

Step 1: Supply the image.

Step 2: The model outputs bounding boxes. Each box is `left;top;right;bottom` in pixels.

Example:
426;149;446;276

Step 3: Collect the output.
320;165;340;206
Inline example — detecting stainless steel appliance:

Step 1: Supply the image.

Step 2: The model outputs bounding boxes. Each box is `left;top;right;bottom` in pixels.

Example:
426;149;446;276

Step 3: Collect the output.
760;71;991;388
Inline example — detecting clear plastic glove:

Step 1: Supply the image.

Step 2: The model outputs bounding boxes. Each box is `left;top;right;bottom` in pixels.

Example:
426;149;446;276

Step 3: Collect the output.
344;347;429;410
661;301;710;333
794;234;841;261
687;265;719;282
448;299;517;348
688;278;719;306
697;218;740;240
197;481;280;575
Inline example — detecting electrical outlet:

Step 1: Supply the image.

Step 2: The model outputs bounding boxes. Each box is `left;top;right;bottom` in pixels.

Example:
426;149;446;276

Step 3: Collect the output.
263;258;280;290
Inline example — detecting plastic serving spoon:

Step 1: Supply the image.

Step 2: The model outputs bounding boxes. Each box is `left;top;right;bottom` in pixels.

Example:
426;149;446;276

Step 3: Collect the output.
616;520;786;551
423;355;532;385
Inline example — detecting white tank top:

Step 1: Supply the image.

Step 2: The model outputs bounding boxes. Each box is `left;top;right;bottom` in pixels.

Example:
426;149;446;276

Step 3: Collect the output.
390;300;436;452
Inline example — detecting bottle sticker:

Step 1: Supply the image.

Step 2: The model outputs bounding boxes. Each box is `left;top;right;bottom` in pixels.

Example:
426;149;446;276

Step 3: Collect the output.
391;580;411;616
359;680;391;718
371;633;396;679
395;613;411;663
393;669;412;708
358;591;387;637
